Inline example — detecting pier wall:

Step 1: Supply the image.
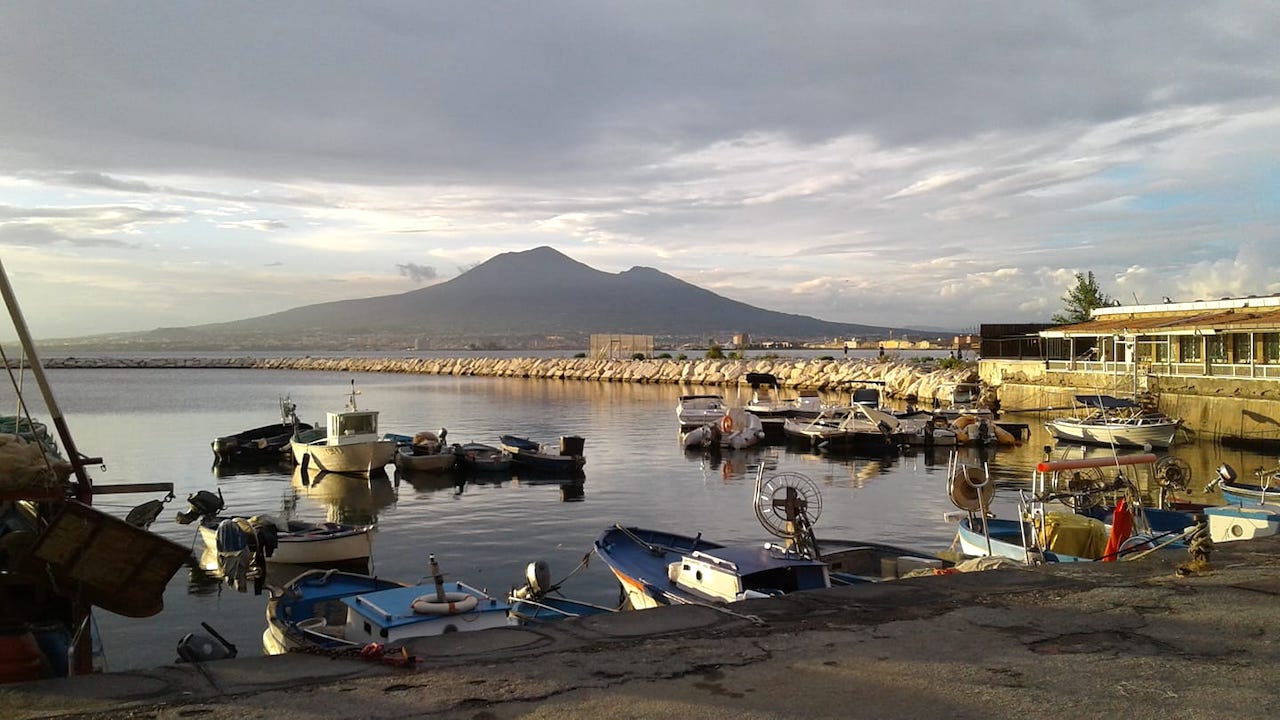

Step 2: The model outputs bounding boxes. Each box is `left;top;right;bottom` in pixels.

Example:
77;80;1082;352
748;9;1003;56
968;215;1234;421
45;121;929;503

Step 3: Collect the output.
39;356;977;404
981;359;1280;444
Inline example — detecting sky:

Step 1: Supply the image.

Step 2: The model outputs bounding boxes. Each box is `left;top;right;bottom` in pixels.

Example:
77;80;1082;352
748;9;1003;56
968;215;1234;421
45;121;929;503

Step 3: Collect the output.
0;2;1278;341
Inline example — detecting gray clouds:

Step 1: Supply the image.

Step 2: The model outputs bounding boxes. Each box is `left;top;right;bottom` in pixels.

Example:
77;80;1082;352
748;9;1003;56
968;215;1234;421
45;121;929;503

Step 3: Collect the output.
0;2;1276;338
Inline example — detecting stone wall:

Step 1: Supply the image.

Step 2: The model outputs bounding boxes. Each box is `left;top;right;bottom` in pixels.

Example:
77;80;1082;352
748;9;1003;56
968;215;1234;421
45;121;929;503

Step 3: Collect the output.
979;359;1280;444
39;356;978;403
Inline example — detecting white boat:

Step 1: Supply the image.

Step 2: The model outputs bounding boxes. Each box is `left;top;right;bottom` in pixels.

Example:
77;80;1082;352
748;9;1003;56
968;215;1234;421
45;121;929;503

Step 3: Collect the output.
781;406;894;454
742;373;824;420
176;489;375;591
290;380;396;475
1046;395;1181;449
676;393;727;427
930;382;994;422
680;407;766;450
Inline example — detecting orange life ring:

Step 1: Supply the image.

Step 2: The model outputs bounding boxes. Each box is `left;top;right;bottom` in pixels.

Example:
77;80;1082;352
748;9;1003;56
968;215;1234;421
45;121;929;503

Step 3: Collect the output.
721;415;735;433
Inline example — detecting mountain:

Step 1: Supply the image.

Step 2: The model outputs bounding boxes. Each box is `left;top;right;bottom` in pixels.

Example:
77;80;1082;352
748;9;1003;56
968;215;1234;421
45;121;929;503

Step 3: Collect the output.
83;247;937;350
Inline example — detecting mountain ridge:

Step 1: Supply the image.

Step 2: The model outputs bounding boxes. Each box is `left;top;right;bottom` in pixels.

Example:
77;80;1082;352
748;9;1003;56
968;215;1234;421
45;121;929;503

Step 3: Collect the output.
54;247;946;350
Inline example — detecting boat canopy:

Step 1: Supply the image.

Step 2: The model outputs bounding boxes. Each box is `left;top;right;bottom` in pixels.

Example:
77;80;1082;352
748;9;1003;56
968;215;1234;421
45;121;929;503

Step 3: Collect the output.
1073;395;1140;409
745;373;779;387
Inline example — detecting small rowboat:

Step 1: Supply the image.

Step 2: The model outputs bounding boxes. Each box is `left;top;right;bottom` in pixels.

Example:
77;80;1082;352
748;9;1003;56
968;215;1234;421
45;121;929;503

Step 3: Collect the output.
262;556;510;655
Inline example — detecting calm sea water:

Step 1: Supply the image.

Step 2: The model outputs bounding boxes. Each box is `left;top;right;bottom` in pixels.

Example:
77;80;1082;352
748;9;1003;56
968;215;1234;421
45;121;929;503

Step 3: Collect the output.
16;366;1272;671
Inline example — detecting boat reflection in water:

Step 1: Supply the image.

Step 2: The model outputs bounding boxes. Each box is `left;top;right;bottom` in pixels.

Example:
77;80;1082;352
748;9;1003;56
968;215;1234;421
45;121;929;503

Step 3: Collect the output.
291;464;397;526
511;472;586;502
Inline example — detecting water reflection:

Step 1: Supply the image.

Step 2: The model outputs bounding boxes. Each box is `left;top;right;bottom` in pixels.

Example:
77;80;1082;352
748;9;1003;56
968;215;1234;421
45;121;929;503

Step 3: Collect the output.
210;457;294;478
396;467;467;496
290;465;398;525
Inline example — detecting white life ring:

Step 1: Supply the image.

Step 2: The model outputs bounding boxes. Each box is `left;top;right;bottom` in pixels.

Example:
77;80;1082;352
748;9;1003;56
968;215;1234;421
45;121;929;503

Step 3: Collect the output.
411;592;478;615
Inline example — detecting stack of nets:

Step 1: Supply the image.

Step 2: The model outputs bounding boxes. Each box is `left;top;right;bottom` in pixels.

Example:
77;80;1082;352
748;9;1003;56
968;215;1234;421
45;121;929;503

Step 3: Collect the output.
0;433;72;494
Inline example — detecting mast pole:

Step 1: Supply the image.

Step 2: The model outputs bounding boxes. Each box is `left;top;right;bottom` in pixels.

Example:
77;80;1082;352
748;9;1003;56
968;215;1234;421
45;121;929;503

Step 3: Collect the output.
0;258;94;503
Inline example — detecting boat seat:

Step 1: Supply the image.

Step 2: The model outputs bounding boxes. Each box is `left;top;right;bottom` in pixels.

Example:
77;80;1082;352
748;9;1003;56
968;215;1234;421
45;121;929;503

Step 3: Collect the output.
1037;512;1108;560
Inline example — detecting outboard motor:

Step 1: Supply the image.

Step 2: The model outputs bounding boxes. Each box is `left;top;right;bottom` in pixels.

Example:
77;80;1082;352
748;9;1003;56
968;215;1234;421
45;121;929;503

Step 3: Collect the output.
175;489;226;525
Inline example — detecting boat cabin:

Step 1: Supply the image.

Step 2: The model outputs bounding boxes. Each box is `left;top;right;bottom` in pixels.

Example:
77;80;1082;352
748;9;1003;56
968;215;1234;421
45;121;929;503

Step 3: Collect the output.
667;545;830;602
325;410;380;446
341;582;511;644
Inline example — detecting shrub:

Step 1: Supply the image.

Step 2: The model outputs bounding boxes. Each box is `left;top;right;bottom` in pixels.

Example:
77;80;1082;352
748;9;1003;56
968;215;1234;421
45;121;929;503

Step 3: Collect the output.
705;344;725;359
631;352;647;360
655;352;673;359
573;352;586;358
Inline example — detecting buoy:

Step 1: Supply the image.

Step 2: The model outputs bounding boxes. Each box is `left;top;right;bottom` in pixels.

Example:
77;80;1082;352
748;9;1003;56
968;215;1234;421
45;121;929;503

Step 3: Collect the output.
411;592;479;615
720;415;735;433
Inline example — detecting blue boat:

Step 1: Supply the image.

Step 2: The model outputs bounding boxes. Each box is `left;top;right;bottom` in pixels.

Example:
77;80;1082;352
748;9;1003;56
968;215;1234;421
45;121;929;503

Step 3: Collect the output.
950;452;1194;563
595;468;948;610
499;434;586;476
1209;462;1280;507
262;556;511;655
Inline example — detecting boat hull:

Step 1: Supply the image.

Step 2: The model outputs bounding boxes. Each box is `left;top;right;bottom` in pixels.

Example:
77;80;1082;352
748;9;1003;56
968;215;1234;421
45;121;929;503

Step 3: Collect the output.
595;527;948;611
394;446;457;473
292;438;397;475
264;570;510;655
212;422;311;464
1046;418;1179;449
198;520;375;565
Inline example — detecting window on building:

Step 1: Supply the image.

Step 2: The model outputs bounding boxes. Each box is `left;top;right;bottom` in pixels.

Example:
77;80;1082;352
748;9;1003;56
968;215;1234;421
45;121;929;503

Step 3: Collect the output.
1178;336;1201;362
1263;333;1280;364
1206;336;1227;363
1151;339;1169;363
1232;333;1252;363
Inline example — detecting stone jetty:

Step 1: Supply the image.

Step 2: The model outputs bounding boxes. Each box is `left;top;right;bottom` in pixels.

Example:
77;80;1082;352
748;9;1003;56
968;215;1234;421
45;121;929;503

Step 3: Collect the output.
40;356;978;404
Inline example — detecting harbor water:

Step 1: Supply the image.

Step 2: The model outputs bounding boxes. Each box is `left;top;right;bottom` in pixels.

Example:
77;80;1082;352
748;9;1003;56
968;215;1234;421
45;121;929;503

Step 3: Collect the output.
17;366;1274;671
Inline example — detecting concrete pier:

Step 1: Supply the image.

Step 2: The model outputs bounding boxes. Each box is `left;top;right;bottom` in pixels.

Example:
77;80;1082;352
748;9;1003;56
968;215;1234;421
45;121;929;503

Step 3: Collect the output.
4;537;1279;719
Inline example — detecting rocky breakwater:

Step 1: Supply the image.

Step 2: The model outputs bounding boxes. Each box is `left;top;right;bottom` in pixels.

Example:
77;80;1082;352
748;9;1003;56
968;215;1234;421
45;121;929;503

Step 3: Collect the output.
41;356;979;404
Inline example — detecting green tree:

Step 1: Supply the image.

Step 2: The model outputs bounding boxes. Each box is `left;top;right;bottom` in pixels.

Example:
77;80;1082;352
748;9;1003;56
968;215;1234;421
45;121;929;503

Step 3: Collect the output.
1053;271;1112;324
705;344;725;359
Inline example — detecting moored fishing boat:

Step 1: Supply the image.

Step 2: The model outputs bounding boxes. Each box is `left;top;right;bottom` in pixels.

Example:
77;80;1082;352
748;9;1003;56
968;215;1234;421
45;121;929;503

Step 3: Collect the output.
949;452;1194;563
175;489;375;592
596;465;949;610
392;431;458;474
262;556;512;655
499;434;586;475
211;397;311;464
290;380;396;476
453;442;512;474
1046;395;1182;449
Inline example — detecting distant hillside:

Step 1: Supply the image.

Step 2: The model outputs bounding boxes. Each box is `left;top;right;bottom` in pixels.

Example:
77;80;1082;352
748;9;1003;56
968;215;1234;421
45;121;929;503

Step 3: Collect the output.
53;247;940;350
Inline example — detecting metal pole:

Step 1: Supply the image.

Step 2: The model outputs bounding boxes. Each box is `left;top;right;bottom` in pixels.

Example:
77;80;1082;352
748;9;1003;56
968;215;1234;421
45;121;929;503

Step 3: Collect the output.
0;258;94;502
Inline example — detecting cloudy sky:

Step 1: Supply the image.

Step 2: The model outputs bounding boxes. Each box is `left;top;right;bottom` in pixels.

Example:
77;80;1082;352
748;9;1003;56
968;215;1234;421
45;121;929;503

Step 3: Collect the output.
1;2;1277;341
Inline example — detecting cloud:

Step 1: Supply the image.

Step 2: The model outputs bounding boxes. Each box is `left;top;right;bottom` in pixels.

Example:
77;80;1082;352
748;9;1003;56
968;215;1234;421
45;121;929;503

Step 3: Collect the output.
396;262;438;284
0;3;1276;337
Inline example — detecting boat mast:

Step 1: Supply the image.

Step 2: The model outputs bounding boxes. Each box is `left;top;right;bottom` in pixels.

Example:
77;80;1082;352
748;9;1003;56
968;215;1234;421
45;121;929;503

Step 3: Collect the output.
0;258;94;502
